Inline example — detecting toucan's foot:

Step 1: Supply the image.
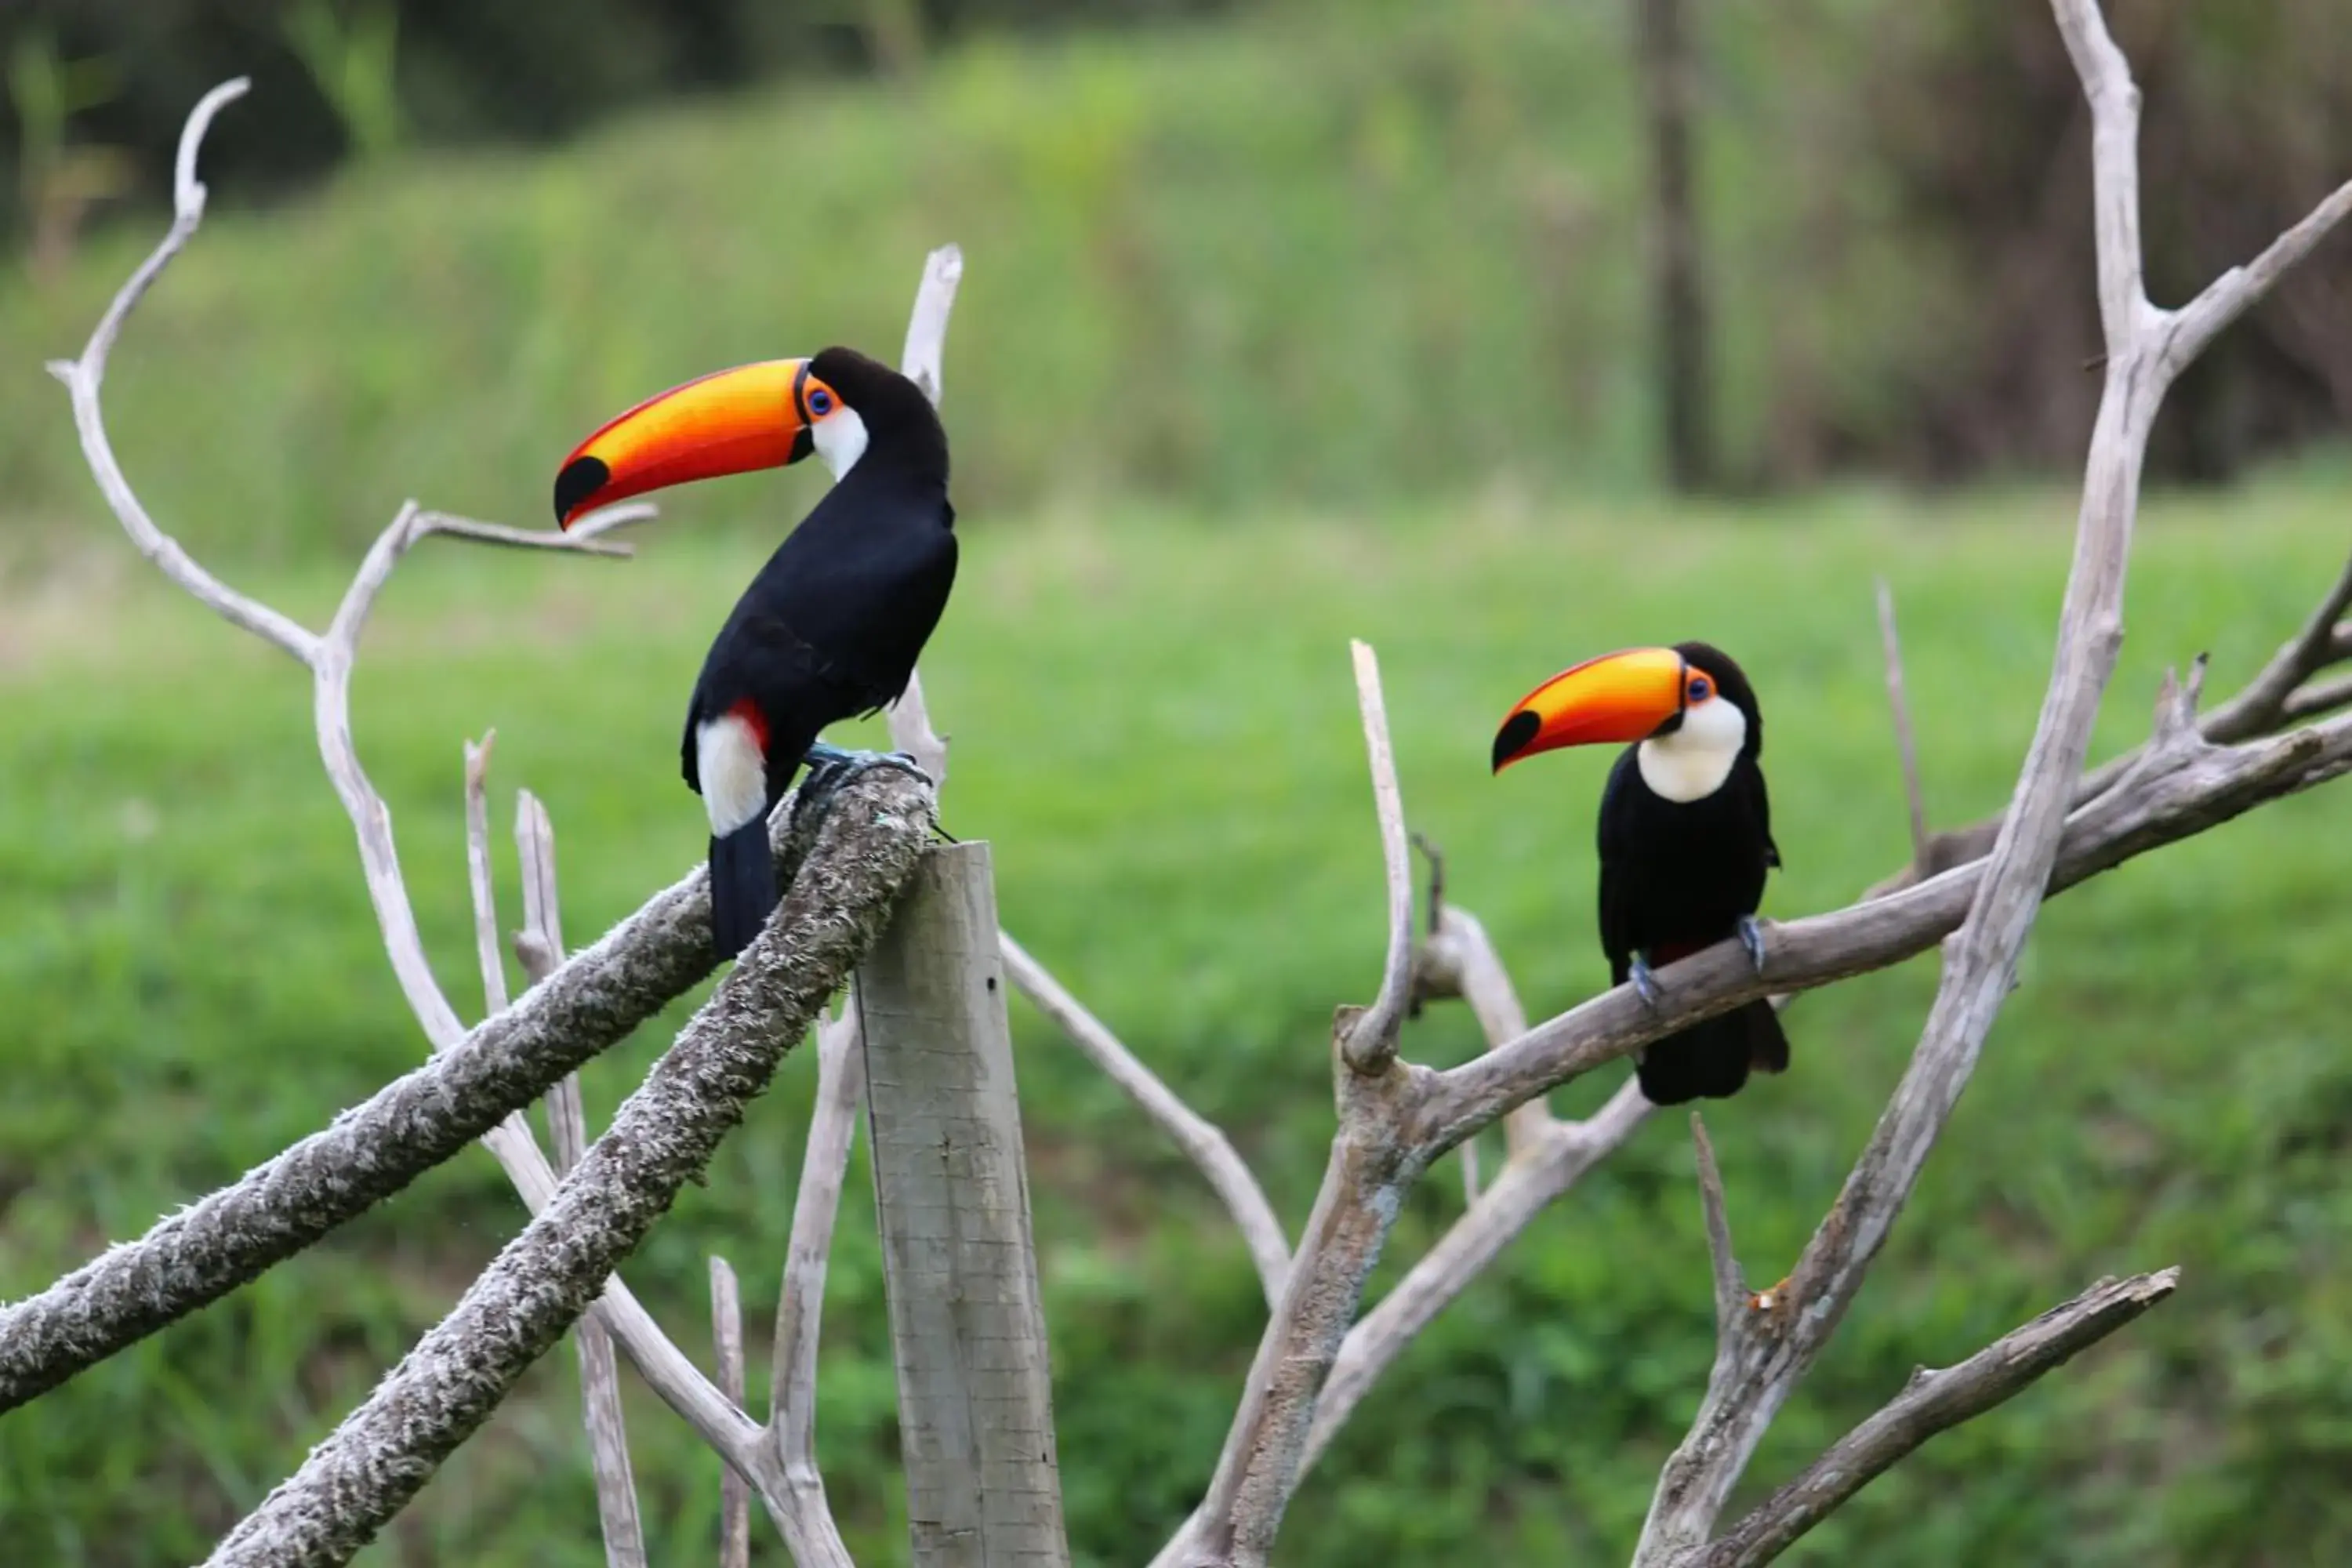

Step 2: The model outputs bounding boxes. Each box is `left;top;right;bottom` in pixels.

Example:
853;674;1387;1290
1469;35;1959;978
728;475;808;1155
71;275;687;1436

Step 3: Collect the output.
1738;916;1768;975
1630;954;1662;1008
794;746;931;829
803;741;865;771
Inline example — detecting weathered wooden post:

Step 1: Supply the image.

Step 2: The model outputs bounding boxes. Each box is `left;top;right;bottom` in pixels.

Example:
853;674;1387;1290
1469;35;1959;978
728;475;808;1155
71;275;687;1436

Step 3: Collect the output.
857;840;1071;1567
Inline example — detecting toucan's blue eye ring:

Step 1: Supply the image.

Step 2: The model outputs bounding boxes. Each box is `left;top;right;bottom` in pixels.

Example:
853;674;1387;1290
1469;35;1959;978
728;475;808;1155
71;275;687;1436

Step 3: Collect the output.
1687;675;1712;702
808;387;835;416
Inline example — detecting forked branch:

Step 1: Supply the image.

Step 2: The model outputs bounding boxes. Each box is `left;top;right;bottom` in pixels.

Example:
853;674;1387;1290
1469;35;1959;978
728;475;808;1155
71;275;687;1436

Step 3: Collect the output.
1695;1269;2180;1568
1628;2;2350;1555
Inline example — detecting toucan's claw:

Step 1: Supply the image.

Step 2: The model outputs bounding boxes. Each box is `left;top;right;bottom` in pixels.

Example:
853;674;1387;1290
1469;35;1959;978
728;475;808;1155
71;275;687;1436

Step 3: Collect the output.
794;747;932;834
1738;916;1768;975
1630;954;1662;1008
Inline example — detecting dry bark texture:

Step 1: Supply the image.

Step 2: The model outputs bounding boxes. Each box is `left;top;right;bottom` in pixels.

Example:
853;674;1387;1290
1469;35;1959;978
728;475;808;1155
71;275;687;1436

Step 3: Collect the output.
204;770;935;1565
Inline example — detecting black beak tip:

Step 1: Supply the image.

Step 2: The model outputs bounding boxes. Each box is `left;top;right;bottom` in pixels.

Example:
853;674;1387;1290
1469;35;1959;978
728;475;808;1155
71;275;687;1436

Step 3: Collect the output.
1492;710;1541;773
554;456;610;526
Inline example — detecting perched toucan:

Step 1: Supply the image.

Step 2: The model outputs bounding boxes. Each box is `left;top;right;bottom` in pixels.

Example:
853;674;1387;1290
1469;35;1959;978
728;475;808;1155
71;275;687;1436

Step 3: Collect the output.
1490;641;1789;1104
554;347;955;960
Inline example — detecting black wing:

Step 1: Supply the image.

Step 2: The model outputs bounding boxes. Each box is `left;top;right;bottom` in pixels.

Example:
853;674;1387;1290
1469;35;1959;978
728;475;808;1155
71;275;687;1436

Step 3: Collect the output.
1595;746;1643;980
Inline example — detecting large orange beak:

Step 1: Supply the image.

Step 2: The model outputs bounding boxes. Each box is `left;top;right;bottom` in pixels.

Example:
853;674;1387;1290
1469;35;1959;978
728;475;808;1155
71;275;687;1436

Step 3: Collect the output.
1491;647;1688;771
553;358;819;527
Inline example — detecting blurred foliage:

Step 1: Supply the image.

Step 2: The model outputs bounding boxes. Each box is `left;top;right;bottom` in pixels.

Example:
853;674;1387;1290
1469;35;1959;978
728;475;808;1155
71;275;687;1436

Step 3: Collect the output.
1802;0;2352;483
0;0;1239;229
0;1;1680;551
1;0;2345;537
2;482;2350;1563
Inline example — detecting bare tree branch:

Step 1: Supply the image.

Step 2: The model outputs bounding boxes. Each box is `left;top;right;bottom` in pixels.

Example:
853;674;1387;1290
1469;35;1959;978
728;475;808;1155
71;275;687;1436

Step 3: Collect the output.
1341;641;1416;1073
35;76;988;1559
464;734;511;1014
2282;669;2352;723
1694;1269;2182;1568
1414;902;1557;1156
2165;179;2352;372
1162;648;1437;1568
1001;934;1291;1308
416;508;637;559
1423;690;2350;1153
1688;1114;1745;1334
887;668;952;790
897;243;964;408
760;998;863;1568
1875;578;1933;876
711;1257;751;1568
513;793;648;1568
0;818;771;1410
35;85;724;1476
43;78;318;666
1627;7;2336;1554
1294;1078;1648;1484
205;771;936;1566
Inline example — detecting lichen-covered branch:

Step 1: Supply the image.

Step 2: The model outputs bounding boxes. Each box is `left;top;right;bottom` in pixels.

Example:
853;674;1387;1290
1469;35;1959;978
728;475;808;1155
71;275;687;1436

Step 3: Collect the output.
204;772;935;1566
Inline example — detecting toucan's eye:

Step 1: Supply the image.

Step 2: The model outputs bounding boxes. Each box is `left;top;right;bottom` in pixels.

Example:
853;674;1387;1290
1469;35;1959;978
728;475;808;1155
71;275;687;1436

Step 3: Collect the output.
808;387;836;417
1687;675;1712;702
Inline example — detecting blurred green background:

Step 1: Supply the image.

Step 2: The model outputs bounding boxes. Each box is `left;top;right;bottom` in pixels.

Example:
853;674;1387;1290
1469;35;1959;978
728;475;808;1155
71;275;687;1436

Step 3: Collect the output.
2;1;2349;1564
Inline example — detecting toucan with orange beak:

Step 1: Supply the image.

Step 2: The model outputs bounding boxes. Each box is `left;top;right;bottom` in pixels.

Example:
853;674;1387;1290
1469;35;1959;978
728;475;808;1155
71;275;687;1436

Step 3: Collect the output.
1491;641;1788;1104
554;347;955;960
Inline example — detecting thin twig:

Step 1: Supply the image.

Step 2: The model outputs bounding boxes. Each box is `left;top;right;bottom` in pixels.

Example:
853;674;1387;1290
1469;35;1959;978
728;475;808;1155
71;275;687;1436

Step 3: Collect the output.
44;78;318;666
711;1258;750;1568
2165;179;2352;372
1875;578;1932;876
1340;641;1415;1074
887;668;951;793
1689;1113;1744;1334
416;509;636;559
761;1000;863;1568
514;792;648;1568
1002;934;1291;1308
463;735;510;1014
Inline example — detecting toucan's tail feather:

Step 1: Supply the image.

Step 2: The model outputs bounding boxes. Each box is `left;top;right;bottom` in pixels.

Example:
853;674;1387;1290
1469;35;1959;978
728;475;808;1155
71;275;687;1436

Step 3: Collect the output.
1636;1000;1789;1105
710;822;778;961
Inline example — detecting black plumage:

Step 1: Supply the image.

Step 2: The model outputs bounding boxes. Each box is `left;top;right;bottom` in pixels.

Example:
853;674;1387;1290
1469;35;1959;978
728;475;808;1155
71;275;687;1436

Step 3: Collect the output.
1595;641;1788;1103
684;348;956;957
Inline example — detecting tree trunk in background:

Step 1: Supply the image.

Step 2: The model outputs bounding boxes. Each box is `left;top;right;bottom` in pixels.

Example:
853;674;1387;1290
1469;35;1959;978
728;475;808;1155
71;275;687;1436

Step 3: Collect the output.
1635;0;1715;492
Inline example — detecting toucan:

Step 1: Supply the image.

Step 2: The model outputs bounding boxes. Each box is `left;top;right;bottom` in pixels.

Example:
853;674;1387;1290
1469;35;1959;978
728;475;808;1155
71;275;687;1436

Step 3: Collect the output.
554;347;955;960
1490;641;1789;1104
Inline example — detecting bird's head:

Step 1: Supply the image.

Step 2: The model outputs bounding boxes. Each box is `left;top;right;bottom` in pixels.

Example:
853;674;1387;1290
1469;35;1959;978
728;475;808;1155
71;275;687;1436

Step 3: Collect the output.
1490;641;1761;780
552;347;942;528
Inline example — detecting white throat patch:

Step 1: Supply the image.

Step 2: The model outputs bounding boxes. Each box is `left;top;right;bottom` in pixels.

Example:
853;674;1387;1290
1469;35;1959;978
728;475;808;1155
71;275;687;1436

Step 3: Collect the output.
813;407;869;480
1637;697;1746;803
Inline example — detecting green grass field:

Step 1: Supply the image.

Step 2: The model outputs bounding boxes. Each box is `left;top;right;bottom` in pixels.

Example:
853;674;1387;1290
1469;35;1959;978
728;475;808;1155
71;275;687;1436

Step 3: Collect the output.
3;472;2350;1565
3;0;2350;1558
